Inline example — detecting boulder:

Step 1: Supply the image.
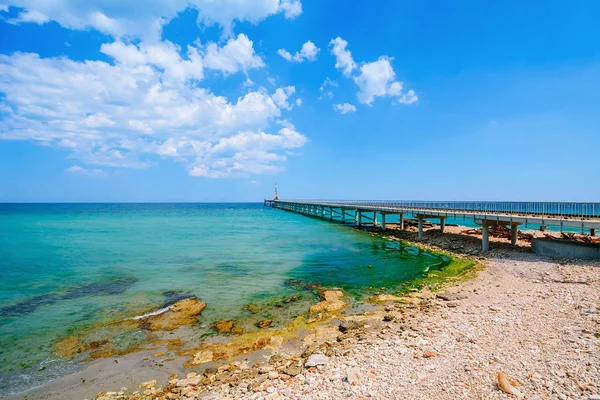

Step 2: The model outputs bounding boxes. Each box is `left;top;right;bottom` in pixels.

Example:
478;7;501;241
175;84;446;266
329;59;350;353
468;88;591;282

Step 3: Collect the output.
213;320;234;333
309;290;345;314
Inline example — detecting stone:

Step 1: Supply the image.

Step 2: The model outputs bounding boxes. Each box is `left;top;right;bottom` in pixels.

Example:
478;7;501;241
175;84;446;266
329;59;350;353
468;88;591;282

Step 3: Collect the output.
192;350;214;364
282;365;302;376
339;320;362;333
309;290;346;314
213;320;234;333
446;301;460;308
139;380;156;389
436;293;468;301
231;326;244;335
256;319;272;328
346;367;361;385
422;351;436;358
383;314;394;322
305;351;329;367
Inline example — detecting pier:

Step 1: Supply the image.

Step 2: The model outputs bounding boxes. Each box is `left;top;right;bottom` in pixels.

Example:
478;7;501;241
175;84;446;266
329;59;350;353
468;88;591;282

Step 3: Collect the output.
272;200;600;252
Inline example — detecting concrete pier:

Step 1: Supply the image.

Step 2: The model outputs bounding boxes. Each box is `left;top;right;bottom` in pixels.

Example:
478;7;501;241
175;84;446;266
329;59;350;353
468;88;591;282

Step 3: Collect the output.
273;200;600;253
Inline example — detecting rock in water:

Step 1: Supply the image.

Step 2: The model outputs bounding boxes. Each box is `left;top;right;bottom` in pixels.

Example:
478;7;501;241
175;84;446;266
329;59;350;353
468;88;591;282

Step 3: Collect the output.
256;319;272;328
213;320;234;333
305;351;329;367
309;290;346;314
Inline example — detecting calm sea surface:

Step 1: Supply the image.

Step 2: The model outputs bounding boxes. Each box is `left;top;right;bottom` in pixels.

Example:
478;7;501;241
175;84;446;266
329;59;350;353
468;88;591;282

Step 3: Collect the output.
0;203;447;394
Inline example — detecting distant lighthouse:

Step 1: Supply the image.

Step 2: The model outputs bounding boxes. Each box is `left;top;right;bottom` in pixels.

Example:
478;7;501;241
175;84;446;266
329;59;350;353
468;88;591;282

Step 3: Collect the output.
273;183;279;200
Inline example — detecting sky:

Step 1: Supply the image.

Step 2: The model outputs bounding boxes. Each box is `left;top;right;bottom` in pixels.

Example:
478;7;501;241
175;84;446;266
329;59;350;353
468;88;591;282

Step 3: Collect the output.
0;0;599;202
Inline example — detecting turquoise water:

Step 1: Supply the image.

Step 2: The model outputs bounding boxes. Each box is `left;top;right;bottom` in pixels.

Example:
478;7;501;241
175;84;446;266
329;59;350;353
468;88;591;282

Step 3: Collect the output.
0;203;446;394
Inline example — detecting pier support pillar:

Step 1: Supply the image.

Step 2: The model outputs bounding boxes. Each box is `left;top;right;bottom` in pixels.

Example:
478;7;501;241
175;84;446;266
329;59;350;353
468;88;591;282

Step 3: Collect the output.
482;224;490;252
511;223;519;245
440;217;446;233
356;211;362;227
341;209;345;224
399;214;404;229
417;216;424;239
380;213;386;230
591;228;596;237
329;208;333;221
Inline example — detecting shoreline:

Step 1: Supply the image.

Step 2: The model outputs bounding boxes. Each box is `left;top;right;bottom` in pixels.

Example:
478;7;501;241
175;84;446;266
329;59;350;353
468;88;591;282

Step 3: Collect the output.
6;225;600;399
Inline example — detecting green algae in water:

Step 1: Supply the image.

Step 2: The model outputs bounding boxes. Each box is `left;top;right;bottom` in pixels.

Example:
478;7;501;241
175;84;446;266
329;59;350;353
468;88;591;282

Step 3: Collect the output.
0;203;475;394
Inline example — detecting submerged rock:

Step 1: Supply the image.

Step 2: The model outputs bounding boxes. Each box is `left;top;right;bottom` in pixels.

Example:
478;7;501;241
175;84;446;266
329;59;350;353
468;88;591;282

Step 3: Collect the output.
309;290;346;314
213;320;235;333
243;303;261;314
339;320;363;333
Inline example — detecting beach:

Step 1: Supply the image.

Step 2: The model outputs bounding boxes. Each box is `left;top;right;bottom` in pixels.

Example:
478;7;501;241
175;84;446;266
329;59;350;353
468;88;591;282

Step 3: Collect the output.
7;223;599;400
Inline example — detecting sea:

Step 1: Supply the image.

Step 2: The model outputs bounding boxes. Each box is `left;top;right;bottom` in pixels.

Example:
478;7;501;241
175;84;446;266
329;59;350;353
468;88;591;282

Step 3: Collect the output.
0;203;451;394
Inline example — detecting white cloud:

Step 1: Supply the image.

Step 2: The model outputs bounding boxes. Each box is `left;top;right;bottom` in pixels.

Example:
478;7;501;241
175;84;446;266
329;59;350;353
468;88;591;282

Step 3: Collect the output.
319;77;337;99
66;165;106;177
4;0;303;39
278;0;302;19
333;103;356;114
398;89;418;104
353;56;406;105
271;86;297;110
295;98;302;106
0;5;9;12
203;34;264;74
328;37;418;106
277;40;319;63
0;51;306;177
329;37;356;77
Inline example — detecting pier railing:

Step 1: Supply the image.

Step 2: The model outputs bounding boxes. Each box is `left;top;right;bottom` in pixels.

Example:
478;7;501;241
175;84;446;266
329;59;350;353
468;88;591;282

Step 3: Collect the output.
278;201;600;220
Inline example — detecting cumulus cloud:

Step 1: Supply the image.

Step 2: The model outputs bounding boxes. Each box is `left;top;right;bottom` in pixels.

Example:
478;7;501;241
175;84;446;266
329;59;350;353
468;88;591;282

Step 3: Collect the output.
271;86;297;110
277;40;319;63
66;165;106;177
0;50;306;177
329;37;356;77
328;37;418;106
354;56;405;105
333;103;356;114
4;0;303;39
202;34;264;74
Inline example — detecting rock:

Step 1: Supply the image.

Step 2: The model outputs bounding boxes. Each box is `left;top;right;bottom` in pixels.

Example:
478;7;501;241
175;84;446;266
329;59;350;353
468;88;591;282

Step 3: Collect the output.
176;375;201;387
446;301;460;308
268;371;279;379
422;351;436;358
139;297;206;331
346;367;361;385
256;319;272;328
259;365;275;374
383;314;394;322
309;290;346;314
282;365;302;376
231;326;244;335
374;294;405;302
243;303;261;314
339;320;362;333
192;350;214;364
305;351;329;367
213;320;234;333
589;395;600;400
436;293;467;301
139;380;156;389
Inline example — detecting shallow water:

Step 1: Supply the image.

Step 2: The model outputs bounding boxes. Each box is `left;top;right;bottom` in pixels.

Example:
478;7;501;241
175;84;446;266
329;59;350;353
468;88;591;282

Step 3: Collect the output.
0;203;446;394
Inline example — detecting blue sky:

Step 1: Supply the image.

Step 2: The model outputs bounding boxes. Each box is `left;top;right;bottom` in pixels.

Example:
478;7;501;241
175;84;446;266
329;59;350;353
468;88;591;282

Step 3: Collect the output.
0;0;599;202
